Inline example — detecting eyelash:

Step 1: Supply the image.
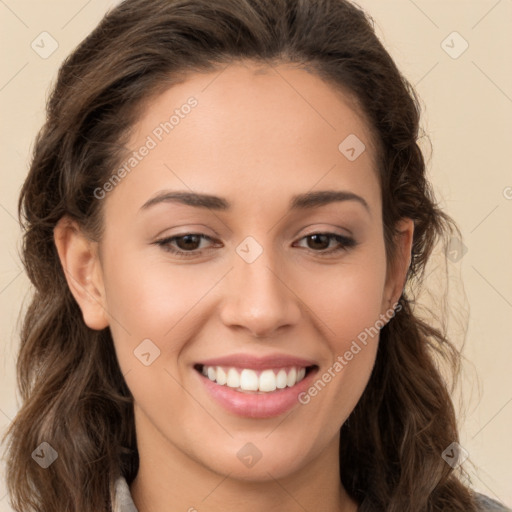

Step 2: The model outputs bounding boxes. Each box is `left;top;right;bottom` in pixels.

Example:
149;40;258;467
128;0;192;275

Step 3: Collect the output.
153;232;357;258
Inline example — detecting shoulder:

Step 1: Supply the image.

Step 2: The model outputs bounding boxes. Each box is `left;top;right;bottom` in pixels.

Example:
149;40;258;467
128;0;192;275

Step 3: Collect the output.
113;475;139;512
474;493;512;512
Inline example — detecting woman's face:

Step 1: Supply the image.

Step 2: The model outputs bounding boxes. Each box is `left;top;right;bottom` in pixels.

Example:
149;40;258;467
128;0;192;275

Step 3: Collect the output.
61;61;412;482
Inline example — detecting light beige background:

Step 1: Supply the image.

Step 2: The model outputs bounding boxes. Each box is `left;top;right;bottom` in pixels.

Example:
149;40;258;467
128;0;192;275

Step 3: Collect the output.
1;0;511;509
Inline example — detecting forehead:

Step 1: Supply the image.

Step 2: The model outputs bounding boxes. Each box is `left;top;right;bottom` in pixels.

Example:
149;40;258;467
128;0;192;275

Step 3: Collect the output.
106;60;380;213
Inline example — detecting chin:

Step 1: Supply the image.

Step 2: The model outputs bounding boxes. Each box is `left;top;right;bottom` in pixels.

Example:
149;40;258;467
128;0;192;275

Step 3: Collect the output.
196;440;311;483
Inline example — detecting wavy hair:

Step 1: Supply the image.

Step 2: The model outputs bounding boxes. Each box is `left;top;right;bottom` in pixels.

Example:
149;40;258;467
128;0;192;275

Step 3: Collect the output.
2;0;478;510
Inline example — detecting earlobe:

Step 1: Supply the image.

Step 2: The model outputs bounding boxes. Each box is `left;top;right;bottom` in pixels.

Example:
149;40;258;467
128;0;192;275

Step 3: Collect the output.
383;218;414;312
53;216;109;330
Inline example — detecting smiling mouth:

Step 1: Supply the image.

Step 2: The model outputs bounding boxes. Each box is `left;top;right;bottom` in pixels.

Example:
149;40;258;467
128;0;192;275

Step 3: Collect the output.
194;364;318;394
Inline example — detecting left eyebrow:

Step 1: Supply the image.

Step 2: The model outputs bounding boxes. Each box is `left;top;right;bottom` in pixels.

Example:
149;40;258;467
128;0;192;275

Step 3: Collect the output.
139;189;370;214
289;190;370;213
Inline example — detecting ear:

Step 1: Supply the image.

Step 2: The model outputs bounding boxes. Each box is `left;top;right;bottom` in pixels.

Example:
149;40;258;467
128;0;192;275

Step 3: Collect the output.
382;217;414;314
53;216;109;330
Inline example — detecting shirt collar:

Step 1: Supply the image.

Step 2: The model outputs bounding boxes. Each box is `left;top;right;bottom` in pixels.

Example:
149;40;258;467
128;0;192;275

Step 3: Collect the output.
114;475;139;512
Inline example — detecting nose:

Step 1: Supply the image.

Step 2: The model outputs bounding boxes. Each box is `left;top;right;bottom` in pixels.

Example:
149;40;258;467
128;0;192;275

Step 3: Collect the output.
218;245;302;339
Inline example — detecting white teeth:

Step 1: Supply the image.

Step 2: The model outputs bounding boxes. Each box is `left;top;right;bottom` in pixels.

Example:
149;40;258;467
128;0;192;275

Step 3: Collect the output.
259;369;277;392
200;365;309;393
226;368;240;388
286;367;297;387
240;369;259;391
216;366;227;385
276;369;288;389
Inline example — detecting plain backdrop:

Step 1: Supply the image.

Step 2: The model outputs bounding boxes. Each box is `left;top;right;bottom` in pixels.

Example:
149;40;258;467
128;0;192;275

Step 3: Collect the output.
1;0;511;509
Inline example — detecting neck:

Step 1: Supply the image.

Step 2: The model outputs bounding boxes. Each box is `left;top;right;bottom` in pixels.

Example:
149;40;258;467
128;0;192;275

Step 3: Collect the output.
130;410;358;512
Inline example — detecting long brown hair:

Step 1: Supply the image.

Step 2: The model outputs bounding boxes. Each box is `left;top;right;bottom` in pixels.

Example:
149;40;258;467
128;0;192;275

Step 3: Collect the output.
2;0;478;510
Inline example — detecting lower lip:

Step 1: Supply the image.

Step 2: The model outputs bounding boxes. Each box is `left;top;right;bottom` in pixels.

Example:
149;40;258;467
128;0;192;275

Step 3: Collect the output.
196;367;318;419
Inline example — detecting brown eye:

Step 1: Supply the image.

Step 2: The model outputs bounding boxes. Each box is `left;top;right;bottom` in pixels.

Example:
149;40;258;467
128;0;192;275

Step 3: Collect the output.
306;234;331;250
295;233;357;255
154;233;217;257
174;234;202;251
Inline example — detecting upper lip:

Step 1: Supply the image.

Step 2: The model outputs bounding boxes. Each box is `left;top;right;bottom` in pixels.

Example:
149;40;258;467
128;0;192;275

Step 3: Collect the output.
196;353;318;370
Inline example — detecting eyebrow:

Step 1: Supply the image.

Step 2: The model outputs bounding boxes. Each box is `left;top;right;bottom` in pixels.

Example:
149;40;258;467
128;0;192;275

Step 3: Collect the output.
139;189;370;213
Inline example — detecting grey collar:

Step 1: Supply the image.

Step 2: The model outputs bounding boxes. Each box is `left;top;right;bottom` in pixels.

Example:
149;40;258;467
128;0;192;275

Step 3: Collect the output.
114;476;139;512
113;474;511;512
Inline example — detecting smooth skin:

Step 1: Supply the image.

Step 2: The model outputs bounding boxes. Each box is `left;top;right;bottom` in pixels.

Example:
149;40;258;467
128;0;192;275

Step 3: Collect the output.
54;61;414;512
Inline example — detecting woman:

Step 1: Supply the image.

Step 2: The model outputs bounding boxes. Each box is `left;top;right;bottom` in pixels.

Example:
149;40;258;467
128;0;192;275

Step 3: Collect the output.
2;0;510;511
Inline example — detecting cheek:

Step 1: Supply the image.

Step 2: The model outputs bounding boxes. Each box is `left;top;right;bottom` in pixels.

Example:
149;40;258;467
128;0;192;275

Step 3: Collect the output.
101;248;212;376
102;247;208;332
296;263;385;437
102;254;206;415
307;253;387;345
297;246;386;411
